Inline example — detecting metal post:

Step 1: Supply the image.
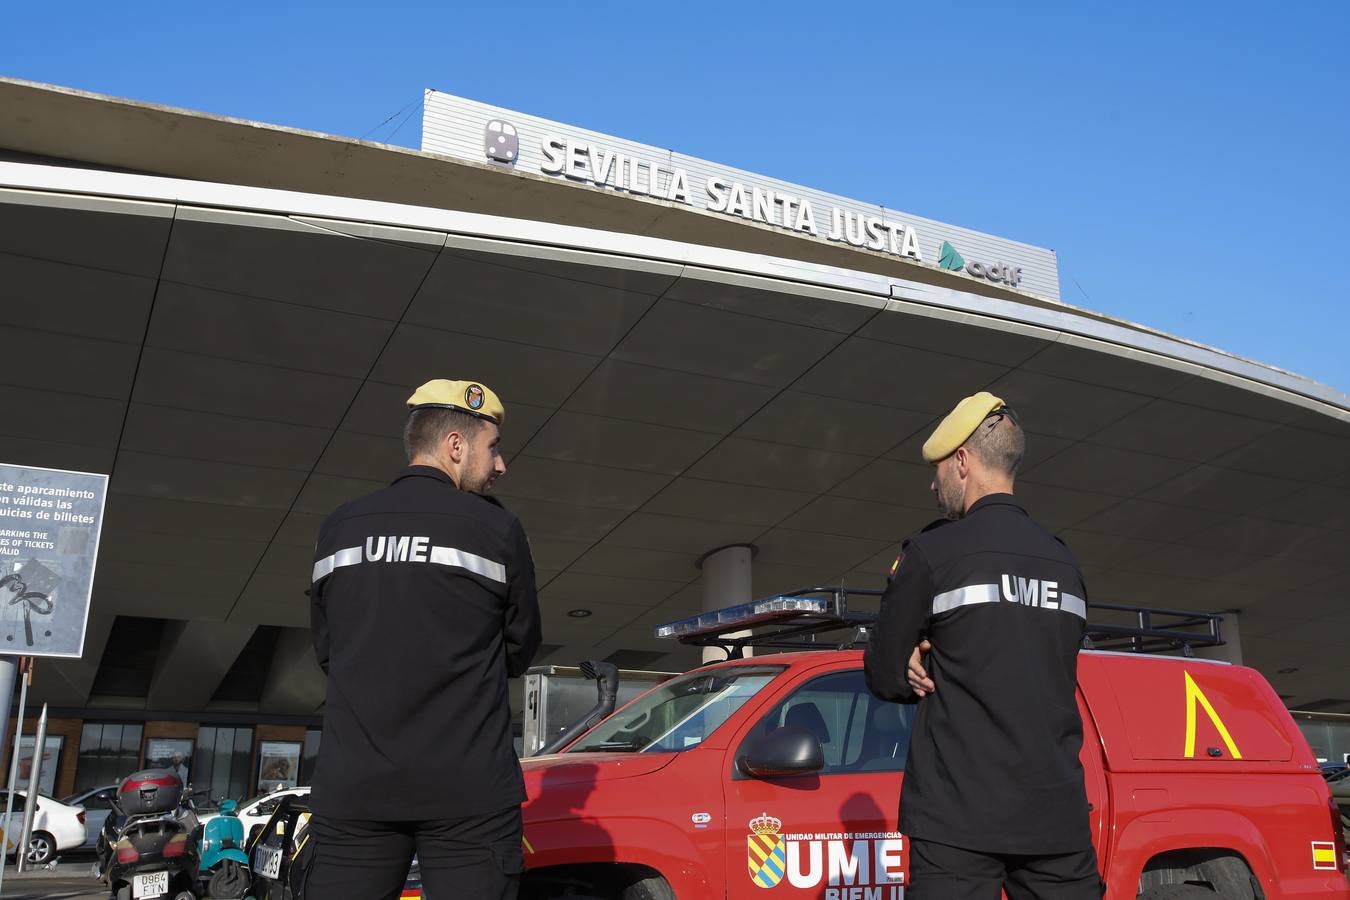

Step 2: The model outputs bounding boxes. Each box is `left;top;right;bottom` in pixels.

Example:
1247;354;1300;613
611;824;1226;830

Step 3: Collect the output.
0;659;29;891
0;659;16;798
15;704;47;873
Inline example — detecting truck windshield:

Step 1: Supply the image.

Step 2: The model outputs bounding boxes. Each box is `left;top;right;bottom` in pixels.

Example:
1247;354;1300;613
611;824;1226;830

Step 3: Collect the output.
568;665;784;753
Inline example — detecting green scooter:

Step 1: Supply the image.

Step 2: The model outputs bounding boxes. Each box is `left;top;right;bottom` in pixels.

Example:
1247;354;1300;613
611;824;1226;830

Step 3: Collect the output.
198;800;253;899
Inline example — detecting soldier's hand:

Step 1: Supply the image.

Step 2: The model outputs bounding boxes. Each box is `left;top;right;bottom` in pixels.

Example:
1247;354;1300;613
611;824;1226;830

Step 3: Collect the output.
907;639;935;697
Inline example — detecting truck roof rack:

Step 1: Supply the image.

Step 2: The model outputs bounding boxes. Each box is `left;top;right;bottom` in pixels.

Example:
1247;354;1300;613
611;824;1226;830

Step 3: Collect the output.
655;587;1225;660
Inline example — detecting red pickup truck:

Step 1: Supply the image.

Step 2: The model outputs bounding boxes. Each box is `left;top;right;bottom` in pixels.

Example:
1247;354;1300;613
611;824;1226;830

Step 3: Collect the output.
515;598;1348;900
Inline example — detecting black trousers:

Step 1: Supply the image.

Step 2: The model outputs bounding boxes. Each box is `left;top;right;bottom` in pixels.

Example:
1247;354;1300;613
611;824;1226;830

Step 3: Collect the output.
304;805;523;900
908;837;1104;900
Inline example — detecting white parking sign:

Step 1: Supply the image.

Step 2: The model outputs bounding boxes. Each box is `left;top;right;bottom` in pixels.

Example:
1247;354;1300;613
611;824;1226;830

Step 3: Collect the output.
0;463;107;658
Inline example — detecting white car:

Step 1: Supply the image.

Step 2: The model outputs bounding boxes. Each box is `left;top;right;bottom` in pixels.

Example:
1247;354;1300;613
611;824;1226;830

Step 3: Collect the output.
61;783;118;849
0;790;86;865
199;786;309;846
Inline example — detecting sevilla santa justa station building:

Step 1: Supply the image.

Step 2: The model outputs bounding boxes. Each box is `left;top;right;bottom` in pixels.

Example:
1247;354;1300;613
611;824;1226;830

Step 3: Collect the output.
1;78;1348;800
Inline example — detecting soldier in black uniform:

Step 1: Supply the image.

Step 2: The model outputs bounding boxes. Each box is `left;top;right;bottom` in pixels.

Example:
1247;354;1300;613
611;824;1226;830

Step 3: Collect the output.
306;379;542;900
865;392;1101;900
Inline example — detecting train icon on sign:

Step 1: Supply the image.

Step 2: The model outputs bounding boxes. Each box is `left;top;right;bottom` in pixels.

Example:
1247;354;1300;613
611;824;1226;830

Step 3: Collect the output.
484;120;519;163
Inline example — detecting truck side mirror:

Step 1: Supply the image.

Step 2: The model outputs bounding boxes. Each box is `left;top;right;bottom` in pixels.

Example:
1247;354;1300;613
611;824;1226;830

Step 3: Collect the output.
736;726;824;778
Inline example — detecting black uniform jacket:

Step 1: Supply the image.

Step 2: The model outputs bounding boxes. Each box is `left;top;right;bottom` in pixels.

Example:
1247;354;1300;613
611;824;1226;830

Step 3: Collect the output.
310;465;541;820
864;494;1091;855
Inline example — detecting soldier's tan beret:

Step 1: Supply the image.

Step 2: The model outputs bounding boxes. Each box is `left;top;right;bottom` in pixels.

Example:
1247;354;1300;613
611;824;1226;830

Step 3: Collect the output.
921;391;1005;463
406;379;505;425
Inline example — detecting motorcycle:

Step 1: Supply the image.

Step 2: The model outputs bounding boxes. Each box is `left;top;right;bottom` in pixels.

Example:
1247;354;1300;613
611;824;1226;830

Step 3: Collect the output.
198;799;252;899
247;793;424;899
247;793;313;900
95;768;201;900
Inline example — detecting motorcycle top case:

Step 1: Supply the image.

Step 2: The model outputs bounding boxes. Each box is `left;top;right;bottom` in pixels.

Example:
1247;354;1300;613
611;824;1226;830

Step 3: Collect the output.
116;768;184;815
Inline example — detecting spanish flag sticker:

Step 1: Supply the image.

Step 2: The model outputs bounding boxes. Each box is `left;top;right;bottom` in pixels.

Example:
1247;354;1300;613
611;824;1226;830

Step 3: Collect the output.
1312;841;1337;870
888;553;904;581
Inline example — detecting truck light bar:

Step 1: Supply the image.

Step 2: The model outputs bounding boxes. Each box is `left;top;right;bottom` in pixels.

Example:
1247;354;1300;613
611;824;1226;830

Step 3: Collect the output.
654;587;882;659
655;596;836;639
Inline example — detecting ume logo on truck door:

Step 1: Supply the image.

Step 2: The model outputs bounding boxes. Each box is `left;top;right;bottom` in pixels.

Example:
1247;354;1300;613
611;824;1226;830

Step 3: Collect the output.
749;814;787;887
746;813;906;898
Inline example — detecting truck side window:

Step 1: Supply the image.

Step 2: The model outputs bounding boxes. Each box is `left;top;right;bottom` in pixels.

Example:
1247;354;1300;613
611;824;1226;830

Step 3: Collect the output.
741;669;915;774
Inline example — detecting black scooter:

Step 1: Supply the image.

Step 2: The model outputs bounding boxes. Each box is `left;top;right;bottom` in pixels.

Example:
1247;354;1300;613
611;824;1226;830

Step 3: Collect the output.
94;769;201;900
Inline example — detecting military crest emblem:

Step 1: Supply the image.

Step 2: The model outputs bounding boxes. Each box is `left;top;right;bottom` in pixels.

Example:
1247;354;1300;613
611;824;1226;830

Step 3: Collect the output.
465;384;485;410
746;812;785;888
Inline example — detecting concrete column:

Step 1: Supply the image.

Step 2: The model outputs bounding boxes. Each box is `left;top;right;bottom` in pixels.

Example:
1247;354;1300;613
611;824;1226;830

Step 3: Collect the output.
700;544;755;664
259;627;326;715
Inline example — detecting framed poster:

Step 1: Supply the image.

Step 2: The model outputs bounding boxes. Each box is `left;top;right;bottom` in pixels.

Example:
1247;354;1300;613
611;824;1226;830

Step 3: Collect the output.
144;738;195;787
257;741;301;793
17;734;64;797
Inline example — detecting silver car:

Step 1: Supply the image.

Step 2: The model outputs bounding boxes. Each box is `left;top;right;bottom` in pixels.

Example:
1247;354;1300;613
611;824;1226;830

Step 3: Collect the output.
60;783;117;849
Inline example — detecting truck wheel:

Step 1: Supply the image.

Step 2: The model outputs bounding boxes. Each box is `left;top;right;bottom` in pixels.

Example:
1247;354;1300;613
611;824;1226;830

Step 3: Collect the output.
623;876;674;900
1139;887;1219;899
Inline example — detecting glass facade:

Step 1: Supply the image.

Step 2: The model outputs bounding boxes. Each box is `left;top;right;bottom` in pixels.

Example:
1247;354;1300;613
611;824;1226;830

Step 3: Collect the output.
193;726;254;805
74;722;143;792
1294;714;1350;767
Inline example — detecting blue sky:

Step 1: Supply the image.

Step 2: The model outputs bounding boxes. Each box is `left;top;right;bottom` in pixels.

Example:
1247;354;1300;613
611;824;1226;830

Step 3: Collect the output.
7;1;1348;392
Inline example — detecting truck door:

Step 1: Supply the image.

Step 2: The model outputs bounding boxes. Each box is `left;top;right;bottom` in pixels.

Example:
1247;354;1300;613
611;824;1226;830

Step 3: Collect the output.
1077;689;1109;862
724;667;912;900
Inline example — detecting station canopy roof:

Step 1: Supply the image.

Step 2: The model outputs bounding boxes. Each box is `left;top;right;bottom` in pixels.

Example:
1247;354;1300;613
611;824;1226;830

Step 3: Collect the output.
1;79;1348;719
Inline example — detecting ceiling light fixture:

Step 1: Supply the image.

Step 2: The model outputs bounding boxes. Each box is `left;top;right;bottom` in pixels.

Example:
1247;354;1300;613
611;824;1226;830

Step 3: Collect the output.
567;609;592;618
1276;667;1299;675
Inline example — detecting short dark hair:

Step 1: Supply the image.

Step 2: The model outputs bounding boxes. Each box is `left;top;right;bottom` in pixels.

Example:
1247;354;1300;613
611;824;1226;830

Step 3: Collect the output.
965;409;1026;476
403;407;484;461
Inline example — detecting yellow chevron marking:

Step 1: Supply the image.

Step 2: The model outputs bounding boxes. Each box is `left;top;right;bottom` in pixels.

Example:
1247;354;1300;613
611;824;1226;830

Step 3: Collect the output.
1183;671;1242;759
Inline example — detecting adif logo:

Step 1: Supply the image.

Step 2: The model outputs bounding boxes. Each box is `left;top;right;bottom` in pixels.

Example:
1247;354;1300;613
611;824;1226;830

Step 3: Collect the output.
938;241;965;272
937;240;1023;288
746;813;906;897
484;120;519;163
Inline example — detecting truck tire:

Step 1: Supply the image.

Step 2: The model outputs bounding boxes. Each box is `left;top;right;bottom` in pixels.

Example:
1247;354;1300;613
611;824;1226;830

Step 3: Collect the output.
533;881;663;899
623;876;674;900
1140;887;1220;899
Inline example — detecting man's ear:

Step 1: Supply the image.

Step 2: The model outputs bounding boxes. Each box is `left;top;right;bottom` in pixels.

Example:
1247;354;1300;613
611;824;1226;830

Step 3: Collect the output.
954;446;970;478
442;429;464;462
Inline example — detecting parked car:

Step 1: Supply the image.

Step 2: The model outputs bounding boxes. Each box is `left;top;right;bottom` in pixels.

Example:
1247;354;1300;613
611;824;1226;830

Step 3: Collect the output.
1329;767;1350;803
200;786;309;847
0;790;86;865
60;783;118;849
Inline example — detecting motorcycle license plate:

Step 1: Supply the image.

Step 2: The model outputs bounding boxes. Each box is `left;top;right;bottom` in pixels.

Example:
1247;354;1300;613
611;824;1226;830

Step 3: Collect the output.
133;871;169;898
253;843;283;880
